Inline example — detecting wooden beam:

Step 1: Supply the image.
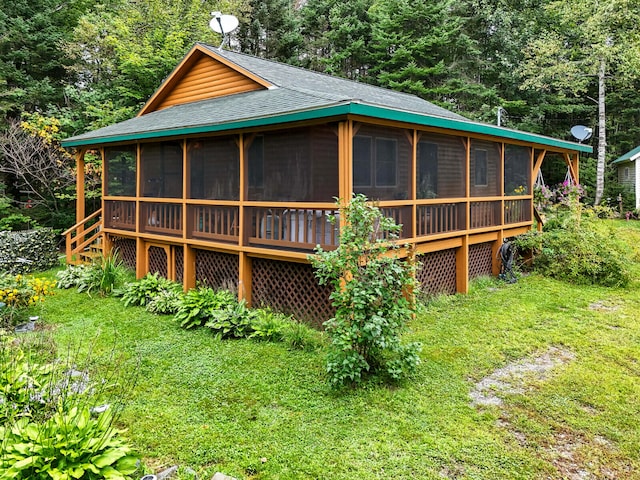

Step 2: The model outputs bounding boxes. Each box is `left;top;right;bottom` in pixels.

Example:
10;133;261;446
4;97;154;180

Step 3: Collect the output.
76;149;86;225
238;252;252;305
456;235;469;293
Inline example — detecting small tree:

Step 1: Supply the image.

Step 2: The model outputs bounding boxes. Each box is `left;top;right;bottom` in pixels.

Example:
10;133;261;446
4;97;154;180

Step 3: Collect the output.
310;194;421;388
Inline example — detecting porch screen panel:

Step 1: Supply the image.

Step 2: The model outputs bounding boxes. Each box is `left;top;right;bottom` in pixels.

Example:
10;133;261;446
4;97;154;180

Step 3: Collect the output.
417;133;466;199
141;142;183;198
470;139;501;197
188;136;239;200
504;145;531;196
105;146;136;197
247;124;338;202
353;124;411;201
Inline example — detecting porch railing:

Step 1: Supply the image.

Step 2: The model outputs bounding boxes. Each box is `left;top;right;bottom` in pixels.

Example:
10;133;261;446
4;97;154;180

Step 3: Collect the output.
416;203;464;236
470;201;501;229
140;202;182;236
249;207;339;250
504;198;531;224
104;200;136;231
190;205;239;243
62;209;103;265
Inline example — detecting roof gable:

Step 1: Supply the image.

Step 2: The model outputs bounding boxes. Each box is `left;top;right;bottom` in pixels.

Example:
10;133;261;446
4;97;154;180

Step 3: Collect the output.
613;145;640;165
139;44;272;115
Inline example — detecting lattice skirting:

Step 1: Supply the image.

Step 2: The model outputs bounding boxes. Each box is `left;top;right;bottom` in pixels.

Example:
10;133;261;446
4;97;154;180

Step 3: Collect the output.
110;236;136;271
416;248;457;296
175;246;184;283
252;258;334;328
148;246;168;278
469;241;494;280
195;249;239;292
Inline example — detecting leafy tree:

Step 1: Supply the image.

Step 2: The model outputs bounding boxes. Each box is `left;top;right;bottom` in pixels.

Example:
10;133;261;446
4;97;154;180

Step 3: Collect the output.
0;118;75;226
0;0;93;117
310;195;421;388
517;0;640;204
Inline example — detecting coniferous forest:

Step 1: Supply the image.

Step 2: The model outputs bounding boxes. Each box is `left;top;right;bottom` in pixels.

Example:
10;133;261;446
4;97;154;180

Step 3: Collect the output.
1;0;640;228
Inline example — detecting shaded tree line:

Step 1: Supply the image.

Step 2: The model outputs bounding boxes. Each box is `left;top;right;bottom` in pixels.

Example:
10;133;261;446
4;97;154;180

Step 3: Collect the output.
2;0;640;228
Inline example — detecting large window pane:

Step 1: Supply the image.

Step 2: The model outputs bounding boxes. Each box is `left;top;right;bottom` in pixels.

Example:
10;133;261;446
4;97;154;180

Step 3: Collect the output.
141;142;183;198
189;136;239;200
417;133;466;199
105;146;136;197
353;124;411;200
504;145;531;195
470;139;501;197
247;125;339;202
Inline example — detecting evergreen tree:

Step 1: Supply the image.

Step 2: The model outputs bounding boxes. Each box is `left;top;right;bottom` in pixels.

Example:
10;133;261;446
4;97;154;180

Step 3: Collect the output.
300;0;373;81
0;0;92;117
237;0;303;63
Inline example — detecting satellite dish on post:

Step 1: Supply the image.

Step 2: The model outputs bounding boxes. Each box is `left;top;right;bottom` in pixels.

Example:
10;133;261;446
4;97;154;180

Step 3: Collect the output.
210;12;239;50
570;125;593;143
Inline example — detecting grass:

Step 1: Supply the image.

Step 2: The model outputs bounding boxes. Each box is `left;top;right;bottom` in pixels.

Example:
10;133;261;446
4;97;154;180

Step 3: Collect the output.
28;219;640;479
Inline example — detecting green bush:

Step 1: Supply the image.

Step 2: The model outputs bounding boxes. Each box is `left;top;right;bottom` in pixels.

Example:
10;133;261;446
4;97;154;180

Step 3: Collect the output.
57;253;128;296
0;229;59;274
205;299;256;338
0;408;138;480
146;288;184;315
514;208;631;287
310;194;421;388
0;332;139;479
174;287;236;329
119;272;182;309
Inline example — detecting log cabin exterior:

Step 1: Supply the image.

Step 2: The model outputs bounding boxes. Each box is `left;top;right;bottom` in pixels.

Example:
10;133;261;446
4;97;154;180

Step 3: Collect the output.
62;43;591;324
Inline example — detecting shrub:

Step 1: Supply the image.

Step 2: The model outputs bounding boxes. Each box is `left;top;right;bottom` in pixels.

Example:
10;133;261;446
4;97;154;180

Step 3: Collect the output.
146;288;184;315
119;272;182;309
514;207;631;287
56;264;92;289
174;287;236;329
310;194;421;388
0;228;59;274
205;299;256;338
0;332;139;479
0;274;55;327
58;252;128;296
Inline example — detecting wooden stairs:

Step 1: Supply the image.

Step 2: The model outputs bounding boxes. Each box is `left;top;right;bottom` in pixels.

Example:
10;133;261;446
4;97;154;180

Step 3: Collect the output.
62;209;104;265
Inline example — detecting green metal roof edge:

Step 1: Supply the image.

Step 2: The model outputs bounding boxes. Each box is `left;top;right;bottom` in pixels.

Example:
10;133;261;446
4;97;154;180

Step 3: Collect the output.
62;101;592;153
612;145;640;164
61;103;353;147
349;104;592;153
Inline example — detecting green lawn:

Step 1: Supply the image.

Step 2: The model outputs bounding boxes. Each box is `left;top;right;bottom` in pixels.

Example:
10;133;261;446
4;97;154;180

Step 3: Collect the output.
38;220;640;479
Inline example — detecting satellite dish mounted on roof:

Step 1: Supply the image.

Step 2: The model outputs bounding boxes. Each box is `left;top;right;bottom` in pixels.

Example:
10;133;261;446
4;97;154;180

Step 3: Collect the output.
210;12;239;51
570;125;593;143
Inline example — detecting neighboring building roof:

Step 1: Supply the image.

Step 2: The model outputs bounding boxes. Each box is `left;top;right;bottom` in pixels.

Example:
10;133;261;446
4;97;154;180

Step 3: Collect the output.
62;43;592;154
612;145;640;164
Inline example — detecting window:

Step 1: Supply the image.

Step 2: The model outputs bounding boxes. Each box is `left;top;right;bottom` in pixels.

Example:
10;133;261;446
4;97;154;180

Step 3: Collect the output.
352;135;397;187
141;142;183;198
105;146;136;197
353;136;372;187
417;142;438;198
248;135;264;188
625;167;630;180
375;138;397;187
474;149;488;187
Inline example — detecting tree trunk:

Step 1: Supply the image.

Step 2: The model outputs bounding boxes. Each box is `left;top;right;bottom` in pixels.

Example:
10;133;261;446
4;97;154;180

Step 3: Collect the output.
595;57;606;205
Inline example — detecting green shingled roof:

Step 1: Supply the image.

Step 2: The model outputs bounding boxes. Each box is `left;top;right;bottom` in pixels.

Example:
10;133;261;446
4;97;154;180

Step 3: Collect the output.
612;145;640;164
62;43;592;154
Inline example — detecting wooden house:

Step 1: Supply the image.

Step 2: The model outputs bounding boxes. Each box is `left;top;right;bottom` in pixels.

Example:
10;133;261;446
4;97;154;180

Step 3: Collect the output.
62;43;591;324
612;146;640;210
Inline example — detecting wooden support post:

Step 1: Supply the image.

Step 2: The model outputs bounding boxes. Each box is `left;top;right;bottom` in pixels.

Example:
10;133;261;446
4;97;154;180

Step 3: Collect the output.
492;230;504;277
456;235;469;293
183;244;196;291
76;149;86;226
136;238;146;279
238;252;252;305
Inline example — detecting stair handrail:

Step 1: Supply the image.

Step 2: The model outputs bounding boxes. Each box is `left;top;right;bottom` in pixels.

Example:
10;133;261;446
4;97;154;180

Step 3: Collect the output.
64;208;103;264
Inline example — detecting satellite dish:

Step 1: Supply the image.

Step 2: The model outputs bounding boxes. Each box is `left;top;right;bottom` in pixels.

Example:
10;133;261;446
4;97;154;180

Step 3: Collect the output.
570;125;593;143
210;12;239;51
